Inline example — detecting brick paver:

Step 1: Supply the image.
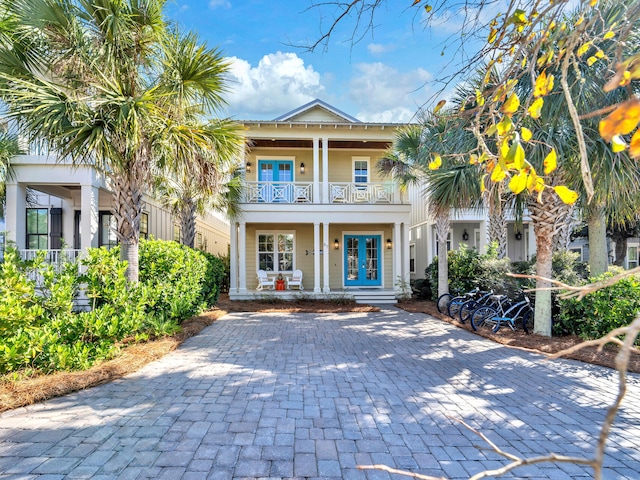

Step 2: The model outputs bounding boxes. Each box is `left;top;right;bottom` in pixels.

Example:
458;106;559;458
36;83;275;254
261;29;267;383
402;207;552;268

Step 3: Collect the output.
1;307;639;479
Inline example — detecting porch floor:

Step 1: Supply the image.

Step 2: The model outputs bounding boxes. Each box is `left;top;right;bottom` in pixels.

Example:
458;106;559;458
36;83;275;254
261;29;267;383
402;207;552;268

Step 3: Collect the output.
229;288;399;304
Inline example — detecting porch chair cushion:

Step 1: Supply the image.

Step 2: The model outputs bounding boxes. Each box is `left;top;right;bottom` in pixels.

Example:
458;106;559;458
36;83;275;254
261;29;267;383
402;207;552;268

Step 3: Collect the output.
256;270;275;290
287;269;304;290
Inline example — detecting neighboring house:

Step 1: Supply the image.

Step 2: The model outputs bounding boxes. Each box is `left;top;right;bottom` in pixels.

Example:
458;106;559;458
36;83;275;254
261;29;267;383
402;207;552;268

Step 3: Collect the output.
230;99;412;303
407;180;536;282
3;152;230;260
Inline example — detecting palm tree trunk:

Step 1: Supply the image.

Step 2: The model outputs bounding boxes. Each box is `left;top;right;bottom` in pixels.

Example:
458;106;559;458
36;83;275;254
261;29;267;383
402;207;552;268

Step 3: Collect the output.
110;169;144;283
588;203;608;277
487;185;507;258
180;198;198;249
528;192;559;337
435;208;450;297
613;235;627;266
553;202;576;251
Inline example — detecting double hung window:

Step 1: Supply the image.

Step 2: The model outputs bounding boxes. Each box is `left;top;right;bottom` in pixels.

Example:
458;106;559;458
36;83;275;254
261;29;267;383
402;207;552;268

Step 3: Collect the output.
258;232;294;272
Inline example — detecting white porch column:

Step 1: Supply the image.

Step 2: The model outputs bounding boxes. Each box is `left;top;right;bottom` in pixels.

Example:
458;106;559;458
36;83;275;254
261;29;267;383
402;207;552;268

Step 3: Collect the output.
229;222;238;294
393;222;402;292
322;222;330;293
479;218;488;254
402;222;410;290
238;221;247;294
427;221;435;265
322;137;329;203
5;183;27;249
80;184;99;250
313;137;320;204
313;222;321;293
61;198;75;248
527;222;536;261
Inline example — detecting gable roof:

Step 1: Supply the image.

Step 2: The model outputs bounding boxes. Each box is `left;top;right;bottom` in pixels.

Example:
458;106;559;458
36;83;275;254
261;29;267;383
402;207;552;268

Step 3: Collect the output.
274;99;361;123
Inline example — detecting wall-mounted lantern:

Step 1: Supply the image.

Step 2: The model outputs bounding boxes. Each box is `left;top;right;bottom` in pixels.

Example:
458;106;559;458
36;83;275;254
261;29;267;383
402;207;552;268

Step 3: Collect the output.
300;162;305;174
334;238;340;250
462;229;469;241
386;238;392;249
245;161;252;173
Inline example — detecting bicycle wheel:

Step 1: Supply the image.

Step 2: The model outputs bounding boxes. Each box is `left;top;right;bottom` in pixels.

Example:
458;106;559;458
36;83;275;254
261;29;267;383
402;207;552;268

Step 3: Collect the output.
436;293;453;314
458;300;478;324
516;309;533;334
471;306;496;331
447;296;465;319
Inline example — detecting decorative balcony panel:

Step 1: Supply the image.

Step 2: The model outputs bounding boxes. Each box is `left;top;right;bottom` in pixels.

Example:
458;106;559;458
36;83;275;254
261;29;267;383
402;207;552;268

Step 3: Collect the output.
329;183;394;204
245;182;313;203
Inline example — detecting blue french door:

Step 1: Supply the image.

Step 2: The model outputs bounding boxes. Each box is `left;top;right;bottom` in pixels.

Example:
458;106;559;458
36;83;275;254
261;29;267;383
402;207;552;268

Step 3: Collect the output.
259;160;293;202
344;235;381;286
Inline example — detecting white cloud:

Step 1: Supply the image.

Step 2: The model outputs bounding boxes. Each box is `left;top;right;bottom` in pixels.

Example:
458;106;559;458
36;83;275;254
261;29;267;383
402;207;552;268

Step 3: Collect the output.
225;52;325;119
367;43;397;55
349;62;432;122
209;0;231;9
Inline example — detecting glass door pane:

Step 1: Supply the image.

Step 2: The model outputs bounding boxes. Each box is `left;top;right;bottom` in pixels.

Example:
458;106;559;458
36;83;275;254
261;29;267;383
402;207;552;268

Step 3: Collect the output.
346;237;359;281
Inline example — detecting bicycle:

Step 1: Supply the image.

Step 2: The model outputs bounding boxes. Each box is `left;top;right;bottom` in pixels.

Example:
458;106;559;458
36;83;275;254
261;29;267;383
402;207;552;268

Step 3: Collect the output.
458;289;494;323
447;287;482;320
471;294;533;333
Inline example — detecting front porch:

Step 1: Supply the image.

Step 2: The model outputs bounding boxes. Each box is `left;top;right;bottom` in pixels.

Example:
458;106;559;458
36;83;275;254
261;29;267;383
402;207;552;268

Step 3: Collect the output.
231;287;399;304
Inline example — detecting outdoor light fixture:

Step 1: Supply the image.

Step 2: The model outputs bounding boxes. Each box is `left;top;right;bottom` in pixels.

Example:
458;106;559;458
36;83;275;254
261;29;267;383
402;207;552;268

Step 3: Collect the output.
245;161;252;173
300;162;305;174
386;238;392;249
462;229;469;241
515;232;523;241
334;238;340;250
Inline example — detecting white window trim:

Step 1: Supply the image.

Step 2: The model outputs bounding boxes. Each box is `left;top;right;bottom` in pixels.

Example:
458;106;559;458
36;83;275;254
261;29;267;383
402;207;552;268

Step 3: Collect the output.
256;230;296;273
352;156;370;183
569;246;583;263
627;245;638;269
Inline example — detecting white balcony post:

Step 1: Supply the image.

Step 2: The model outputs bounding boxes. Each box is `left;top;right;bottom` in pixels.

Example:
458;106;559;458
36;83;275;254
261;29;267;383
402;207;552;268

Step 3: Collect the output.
314;222;321;293
238;221;247;294
402;222;410;292
5;182;27;249
393;222;402;292
322;137;329;203
229;222;238;294
80;184;99;250
323;222;330;293
313;137;320;204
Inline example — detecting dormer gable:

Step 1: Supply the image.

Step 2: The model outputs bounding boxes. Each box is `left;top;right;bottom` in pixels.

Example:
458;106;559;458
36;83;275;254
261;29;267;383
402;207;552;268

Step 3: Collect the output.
274;99;360;123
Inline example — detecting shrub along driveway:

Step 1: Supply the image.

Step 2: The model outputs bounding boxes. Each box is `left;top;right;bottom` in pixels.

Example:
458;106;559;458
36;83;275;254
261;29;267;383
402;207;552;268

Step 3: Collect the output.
1;307;639;479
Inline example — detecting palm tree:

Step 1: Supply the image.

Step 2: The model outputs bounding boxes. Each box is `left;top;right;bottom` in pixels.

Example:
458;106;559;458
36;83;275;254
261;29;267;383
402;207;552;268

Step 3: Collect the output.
0;0;243;282
380;114;482;298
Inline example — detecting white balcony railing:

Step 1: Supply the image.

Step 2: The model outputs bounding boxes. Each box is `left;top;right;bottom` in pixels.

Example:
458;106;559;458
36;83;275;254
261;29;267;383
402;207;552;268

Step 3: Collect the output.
244;182;398;204
19;249;83;270
329;182;394;204
245;182;313;203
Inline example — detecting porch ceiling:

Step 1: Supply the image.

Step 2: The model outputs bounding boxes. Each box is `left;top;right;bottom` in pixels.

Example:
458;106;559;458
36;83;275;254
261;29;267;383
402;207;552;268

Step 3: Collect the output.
249;139;391;150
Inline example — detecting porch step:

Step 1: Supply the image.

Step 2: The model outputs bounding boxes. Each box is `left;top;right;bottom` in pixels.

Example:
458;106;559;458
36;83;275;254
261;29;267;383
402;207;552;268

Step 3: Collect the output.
349;289;398;305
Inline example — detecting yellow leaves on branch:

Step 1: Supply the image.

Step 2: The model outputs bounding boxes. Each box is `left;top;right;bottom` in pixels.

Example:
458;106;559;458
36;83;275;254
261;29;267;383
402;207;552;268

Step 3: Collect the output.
553;185;579;204
543;148;557;174
534;70;554;97
429;153;442;170
528;98;544;119
599;98;640;157
501;93;520;116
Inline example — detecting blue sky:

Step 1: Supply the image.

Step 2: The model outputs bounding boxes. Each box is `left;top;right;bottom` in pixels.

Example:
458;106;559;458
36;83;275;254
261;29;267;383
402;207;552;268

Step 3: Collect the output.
165;0;480;123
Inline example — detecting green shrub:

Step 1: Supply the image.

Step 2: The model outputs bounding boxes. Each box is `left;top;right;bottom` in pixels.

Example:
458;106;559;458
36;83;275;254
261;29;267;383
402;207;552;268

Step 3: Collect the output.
0;239;225;375
556;271;640;341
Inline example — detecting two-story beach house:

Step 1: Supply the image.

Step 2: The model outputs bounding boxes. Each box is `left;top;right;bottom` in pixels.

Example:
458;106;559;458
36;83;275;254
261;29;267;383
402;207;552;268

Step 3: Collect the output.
229;100;412;303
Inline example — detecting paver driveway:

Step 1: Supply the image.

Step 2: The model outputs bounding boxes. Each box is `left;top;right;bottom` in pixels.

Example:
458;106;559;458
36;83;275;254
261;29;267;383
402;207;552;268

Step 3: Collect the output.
1;307;639;479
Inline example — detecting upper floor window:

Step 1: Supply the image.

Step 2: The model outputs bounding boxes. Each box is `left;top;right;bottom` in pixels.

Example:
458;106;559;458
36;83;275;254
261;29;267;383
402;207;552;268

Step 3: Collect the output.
409;244;415;273
353;158;369;184
26;208;48;249
99;211;118;249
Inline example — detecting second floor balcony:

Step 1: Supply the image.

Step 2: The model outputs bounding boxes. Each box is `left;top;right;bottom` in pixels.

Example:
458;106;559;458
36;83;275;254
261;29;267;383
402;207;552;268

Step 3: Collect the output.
244;181;403;205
